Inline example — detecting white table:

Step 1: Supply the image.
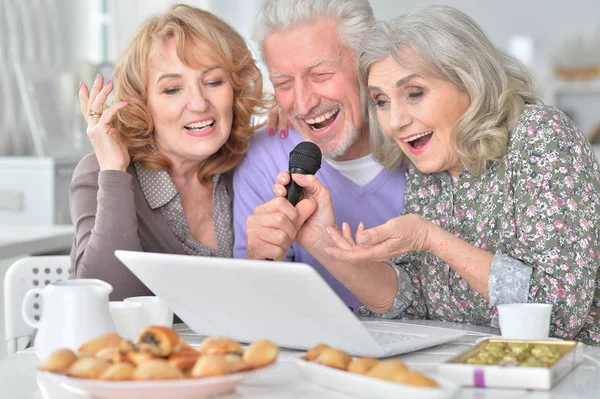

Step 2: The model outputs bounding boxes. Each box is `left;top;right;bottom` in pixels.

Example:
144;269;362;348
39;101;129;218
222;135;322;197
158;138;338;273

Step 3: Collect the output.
0;224;74;259
1;319;599;398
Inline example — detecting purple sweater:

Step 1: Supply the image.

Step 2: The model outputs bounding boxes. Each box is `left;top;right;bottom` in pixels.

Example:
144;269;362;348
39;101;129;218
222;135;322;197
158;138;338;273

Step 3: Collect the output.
233;129;406;311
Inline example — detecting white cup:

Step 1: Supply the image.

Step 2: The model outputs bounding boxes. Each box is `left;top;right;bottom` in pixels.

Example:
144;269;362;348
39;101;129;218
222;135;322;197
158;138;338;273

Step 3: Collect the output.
109;301;143;341
124;296;173;328
497;303;552;340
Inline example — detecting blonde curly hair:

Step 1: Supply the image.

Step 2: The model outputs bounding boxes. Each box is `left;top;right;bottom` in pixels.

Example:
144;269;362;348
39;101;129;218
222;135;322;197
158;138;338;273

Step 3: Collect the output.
113;4;267;183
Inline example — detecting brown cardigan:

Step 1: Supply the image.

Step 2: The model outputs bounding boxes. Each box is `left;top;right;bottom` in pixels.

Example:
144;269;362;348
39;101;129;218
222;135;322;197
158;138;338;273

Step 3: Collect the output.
69;153;232;301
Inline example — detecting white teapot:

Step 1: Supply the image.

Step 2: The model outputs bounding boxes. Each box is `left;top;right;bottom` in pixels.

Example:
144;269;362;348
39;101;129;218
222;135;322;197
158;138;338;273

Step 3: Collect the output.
22;279;117;359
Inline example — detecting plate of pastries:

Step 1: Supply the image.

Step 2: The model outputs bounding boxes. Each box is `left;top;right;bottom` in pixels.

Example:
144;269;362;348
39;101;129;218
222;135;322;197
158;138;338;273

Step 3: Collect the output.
295;344;459;399
37;326;279;399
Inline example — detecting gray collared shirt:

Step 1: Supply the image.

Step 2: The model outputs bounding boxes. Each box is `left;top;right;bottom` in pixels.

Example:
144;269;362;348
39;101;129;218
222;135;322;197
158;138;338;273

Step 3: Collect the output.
134;163;233;258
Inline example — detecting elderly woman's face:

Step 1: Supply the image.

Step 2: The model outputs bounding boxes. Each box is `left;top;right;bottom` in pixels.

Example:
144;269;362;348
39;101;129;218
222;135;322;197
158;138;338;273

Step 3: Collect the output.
368;54;470;177
146;38;234;167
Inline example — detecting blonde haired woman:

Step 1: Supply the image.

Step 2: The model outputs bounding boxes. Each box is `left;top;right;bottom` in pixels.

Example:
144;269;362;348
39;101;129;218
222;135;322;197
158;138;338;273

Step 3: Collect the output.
71;4;266;300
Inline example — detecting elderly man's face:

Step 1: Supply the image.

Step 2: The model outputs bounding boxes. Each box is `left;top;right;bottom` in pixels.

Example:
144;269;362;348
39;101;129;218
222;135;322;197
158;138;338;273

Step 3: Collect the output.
263;17;364;159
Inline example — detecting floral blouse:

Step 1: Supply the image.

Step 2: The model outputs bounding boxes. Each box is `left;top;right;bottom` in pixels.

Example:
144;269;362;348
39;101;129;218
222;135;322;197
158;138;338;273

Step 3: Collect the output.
364;104;600;347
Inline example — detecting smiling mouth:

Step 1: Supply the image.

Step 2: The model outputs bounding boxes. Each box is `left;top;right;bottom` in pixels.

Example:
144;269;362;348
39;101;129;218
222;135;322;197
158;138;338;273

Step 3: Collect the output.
403;131;433;149
185;119;215;132
304;109;339;131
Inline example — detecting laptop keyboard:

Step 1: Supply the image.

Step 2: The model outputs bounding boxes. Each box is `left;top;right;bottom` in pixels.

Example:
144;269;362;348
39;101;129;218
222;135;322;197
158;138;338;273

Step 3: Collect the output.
368;330;422;347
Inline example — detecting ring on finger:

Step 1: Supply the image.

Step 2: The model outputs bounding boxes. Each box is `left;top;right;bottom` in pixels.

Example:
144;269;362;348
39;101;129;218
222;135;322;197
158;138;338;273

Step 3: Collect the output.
88;109;103;118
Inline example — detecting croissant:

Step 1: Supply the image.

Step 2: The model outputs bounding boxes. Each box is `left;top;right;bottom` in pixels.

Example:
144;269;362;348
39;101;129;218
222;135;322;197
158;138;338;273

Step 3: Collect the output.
390;369;439;388
38;348;77;373
133;359;185;380
366;359;408;380
168;348;200;371
136;326;180;357
347;357;379;375
67;357;111;379
242;340;279;369
99;363;136;381
78;333;123;355
190;355;231;378
302;343;330;361
199;336;243;356
314;348;352;370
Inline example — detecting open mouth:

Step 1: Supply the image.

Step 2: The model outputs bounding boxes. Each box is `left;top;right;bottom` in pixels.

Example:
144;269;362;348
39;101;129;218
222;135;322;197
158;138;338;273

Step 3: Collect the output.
304;109;339;131
403;131;433;149
185;119;215;132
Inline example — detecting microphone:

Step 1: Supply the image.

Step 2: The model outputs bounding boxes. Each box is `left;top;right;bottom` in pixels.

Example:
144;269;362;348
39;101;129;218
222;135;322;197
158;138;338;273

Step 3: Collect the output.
285;141;322;206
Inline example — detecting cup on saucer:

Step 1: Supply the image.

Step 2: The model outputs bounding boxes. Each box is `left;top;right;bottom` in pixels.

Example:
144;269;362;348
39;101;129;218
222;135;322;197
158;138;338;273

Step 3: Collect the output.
109;301;143;341
124;296;173;328
497;303;552;340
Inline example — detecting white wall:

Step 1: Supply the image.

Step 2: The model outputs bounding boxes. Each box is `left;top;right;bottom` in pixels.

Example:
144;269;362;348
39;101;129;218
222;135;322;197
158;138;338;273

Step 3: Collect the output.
372;0;600;94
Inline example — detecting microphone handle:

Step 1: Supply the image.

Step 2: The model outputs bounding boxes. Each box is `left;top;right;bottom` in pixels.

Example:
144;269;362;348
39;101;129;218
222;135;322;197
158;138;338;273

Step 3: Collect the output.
285;167;309;206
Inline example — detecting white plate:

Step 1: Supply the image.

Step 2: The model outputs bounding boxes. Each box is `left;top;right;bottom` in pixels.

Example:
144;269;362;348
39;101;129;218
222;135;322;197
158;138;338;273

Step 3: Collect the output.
294;359;459;399
39;365;272;399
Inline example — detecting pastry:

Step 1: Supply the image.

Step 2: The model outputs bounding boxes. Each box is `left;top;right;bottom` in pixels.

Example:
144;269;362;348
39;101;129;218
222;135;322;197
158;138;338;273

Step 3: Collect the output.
96;347;129;364
78;333;123;355
133;359;185;380
117;340;136;353
224;354;250;372
347;357;379;375
366;359;408;380
67;357;111;379
302;343;330;361
136;326;181;357
242;340;279;369
199;336;243;356
38;348;77;373
99;363;136;381
314;348;352;370
390;370;439;388
168;348;200;372
126;350;155;366
190;355;231;377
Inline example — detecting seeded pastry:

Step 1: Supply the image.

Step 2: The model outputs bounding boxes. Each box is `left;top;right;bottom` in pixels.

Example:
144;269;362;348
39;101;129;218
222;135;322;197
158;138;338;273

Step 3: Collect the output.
136;326;180;357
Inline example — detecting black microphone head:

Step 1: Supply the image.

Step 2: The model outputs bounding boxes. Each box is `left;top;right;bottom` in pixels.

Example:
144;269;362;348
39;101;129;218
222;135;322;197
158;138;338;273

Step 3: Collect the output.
289;141;322;174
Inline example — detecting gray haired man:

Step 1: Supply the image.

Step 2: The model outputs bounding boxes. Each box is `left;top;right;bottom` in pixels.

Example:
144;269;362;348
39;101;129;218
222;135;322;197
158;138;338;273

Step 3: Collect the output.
233;0;407;317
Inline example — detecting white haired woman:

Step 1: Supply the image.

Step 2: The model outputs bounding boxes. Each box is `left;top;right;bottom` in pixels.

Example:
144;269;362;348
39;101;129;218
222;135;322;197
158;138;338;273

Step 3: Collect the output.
288;5;600;345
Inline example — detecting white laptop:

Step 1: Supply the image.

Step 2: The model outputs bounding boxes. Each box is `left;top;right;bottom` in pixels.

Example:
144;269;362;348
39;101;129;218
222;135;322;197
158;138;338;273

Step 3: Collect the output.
114;250;466;357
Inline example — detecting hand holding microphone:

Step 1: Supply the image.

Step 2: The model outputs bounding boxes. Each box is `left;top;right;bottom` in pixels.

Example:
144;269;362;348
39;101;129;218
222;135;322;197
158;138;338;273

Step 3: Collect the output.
285;141;322;205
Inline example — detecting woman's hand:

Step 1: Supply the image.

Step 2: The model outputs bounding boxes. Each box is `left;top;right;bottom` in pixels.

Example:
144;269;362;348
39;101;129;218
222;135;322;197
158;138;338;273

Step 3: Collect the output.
79;74;130;172
324;214;431;263
266;105;293;138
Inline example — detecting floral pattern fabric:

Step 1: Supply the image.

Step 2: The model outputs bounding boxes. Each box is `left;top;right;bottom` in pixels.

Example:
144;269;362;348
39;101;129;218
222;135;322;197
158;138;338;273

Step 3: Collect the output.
367;105;600;347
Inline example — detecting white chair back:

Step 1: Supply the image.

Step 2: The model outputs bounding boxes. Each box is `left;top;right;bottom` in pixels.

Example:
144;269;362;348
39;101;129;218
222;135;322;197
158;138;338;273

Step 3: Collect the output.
3;256;71;355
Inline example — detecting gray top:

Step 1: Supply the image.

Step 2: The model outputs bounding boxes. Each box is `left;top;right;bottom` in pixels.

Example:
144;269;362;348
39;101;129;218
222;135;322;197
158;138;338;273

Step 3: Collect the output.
133;163;232;258
69;153;233;300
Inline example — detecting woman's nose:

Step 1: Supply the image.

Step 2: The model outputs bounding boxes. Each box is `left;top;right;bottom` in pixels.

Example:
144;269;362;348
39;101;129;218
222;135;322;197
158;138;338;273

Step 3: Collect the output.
188;89;210;112
389;102;411;131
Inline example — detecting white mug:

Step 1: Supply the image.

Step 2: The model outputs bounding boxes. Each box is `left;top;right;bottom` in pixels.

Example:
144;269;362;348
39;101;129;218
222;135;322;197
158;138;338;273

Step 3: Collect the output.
109;301;143;341
497;303;553;340
124;296;173;328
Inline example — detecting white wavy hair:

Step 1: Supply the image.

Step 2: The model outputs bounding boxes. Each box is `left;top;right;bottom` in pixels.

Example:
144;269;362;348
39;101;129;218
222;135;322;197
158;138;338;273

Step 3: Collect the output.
359;5;538;173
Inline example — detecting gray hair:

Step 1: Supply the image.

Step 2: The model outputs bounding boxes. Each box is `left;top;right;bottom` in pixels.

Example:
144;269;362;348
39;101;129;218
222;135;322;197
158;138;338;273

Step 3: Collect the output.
359;5;539;173
253;0;374;56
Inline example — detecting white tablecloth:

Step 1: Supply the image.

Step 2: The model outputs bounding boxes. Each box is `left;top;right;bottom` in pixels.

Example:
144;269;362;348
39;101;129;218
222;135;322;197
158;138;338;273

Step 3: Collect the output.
1;319;598;398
